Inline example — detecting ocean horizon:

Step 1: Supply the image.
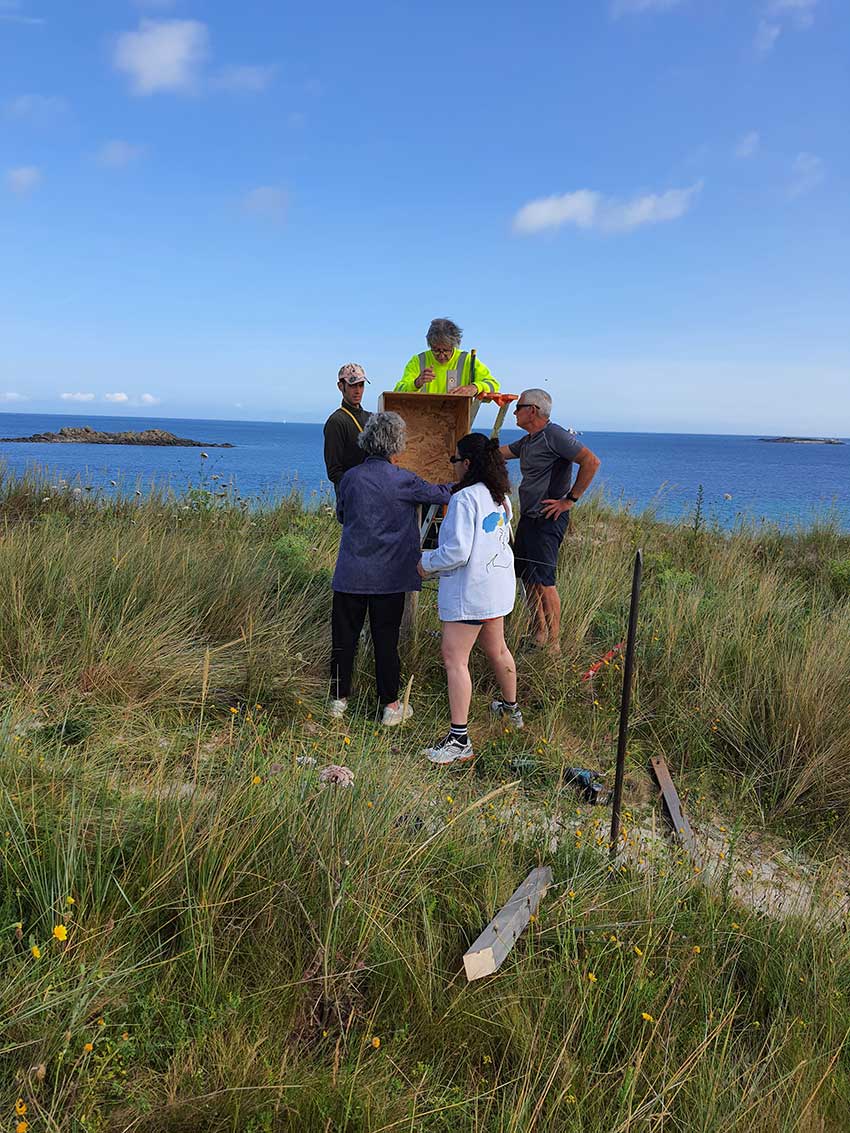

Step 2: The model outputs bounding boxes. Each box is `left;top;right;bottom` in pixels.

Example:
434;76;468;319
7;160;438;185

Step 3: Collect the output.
1;410;848;531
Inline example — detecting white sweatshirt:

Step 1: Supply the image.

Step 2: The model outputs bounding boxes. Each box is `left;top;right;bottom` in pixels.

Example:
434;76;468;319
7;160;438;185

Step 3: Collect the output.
420;482;516;622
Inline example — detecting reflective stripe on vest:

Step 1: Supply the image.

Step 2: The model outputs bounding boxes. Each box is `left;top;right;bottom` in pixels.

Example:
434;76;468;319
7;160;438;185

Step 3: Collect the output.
419;349;470;391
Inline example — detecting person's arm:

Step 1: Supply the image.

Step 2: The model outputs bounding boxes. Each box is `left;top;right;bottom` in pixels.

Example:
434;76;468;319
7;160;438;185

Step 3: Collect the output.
394;354;429;392
323;417;347;486
420;494;474;574
499;436;524;461
449;355;499;397
396;471;452;507
541;444;601;519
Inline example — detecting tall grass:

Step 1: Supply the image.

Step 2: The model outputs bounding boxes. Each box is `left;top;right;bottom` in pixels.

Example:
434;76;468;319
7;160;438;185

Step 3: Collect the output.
1;468;849;1130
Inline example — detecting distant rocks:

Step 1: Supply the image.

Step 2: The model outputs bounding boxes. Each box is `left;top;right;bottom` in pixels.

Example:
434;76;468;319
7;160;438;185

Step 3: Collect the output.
760;436;844;445
0;425;234;448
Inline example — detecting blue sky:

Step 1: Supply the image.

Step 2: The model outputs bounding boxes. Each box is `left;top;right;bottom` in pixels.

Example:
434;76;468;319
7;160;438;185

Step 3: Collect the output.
1;0;848;434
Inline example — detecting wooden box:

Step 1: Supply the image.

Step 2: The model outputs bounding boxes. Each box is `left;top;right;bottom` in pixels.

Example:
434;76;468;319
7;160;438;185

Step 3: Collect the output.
379;392;476;483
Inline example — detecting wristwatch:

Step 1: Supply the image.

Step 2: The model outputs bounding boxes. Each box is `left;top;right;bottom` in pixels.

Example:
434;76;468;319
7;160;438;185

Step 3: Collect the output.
566;492;580;503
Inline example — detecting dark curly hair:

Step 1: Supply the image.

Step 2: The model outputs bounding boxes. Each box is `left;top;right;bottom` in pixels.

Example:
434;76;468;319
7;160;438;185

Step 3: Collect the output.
452;433;511;506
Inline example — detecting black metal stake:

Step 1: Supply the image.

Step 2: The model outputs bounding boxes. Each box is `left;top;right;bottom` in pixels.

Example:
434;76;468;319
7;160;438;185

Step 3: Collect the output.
609;549;643;862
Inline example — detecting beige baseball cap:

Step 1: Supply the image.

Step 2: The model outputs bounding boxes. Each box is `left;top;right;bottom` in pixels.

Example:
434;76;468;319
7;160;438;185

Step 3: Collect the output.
338;362;369;384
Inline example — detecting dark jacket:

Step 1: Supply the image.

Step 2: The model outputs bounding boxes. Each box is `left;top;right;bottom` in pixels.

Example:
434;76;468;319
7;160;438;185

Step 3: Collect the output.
332;457;452;594
323;401;372;487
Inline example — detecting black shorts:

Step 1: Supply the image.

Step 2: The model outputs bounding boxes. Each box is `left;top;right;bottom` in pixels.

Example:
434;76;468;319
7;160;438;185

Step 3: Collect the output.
513;512;570;587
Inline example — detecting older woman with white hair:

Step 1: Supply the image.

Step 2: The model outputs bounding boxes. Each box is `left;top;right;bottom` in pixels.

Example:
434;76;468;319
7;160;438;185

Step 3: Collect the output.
330;411;451;725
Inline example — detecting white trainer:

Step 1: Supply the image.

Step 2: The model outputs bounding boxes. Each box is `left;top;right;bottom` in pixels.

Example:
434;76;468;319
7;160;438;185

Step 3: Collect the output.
382;702;413;727
329;698;348;719
424;733;474;765
489;699;525;729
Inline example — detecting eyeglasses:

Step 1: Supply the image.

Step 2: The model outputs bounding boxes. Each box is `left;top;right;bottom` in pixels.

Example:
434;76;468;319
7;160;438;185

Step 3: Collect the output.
449;454;468;464
430;345;454;358
514;402;538;413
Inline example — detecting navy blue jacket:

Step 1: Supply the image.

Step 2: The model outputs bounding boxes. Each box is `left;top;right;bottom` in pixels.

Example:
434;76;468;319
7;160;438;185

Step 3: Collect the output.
332;457;452;594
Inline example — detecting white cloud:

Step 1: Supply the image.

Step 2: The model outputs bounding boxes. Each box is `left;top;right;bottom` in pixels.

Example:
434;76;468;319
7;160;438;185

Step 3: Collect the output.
612;0;684;13
104;392;129;403
513;181;702;236
114;19;209;95
97;140;145;168
6;165;41;194
243;186;288;221
4;93;67;124
212;64;276;93
0;1;44;25
788;152;825;198
1;391;27;402
735;131;760;159
139;393;160;405
61;392;95;402
757;0;817;53
769;0;817;26
755;19;781;53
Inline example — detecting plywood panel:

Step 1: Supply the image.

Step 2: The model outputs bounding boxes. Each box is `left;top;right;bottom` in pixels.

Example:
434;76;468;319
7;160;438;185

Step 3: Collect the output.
381;392;474;483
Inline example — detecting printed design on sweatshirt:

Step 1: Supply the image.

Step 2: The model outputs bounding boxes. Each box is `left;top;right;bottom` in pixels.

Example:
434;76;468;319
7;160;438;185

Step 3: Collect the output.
482;509;512;573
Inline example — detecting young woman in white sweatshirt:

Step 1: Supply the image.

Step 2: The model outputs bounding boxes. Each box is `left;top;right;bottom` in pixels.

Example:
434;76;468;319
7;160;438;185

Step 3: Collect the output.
419;433;522;765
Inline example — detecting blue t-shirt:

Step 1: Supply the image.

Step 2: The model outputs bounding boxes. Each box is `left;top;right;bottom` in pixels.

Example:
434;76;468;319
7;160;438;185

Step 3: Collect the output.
509;423;583;518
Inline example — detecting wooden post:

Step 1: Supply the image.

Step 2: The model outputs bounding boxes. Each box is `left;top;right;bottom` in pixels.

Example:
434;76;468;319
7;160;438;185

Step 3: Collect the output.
463;866;553;981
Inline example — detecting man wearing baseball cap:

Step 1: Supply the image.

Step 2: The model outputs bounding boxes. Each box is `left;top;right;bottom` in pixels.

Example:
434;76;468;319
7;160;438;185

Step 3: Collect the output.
323;363;373;492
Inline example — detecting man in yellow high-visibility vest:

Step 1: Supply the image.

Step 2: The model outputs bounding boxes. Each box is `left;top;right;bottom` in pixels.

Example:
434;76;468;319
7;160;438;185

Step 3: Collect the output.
394;318;500;396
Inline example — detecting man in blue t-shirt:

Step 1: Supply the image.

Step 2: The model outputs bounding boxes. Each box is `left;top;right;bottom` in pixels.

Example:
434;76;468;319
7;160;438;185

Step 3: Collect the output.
500;389;601;652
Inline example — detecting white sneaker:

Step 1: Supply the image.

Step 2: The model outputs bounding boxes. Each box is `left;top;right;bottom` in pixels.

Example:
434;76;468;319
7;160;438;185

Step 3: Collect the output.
382;702;413;727
329;698;348;719
489;700;525;729
424;733;474;765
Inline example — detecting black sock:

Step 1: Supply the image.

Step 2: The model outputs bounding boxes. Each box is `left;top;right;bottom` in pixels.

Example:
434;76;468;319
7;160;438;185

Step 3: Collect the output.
449;724;469;745
501;699;518;711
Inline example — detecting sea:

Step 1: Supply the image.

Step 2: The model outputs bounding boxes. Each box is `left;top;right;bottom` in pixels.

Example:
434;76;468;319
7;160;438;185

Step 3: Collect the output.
1;411;848;531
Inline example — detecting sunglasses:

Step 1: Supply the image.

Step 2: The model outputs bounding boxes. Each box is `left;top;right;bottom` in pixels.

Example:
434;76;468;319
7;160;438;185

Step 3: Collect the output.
449;454;469;464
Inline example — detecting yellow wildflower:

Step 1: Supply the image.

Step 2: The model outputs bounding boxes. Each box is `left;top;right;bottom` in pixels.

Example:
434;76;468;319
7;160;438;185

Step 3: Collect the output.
641;1012;655;1023
251;775;262;785
122;1031;129;1041
53;924;67;942
15;1099;27;1116
229;706;238;714
370;1036;381;1049
343;736;351;745
84;1042;93;1053
565;1094;577;1104
731;922;740;930
366;801;374;809
568;890;577;899
17;1122;29;1133
97;1018;105;1027
66;895;75;905
587;972;597;983
31;945;41;959
633;946;643;956
445;795;454;805
692;945;701;955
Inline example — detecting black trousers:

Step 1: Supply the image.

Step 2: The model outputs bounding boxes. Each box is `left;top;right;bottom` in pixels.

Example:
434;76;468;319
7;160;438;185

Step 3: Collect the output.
330;591;406;704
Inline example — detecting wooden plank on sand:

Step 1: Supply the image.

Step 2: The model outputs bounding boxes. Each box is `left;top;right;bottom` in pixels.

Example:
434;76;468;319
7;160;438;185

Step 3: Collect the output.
649;754;699;860
463;866;553;981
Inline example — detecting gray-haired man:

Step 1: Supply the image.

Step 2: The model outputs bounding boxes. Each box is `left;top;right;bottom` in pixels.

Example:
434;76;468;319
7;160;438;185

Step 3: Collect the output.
500;389;600;652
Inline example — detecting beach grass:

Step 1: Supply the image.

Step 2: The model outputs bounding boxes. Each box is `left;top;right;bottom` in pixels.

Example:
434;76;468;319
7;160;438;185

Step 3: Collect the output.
2;467;849;1131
